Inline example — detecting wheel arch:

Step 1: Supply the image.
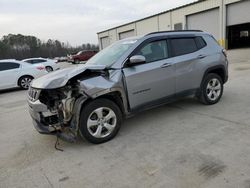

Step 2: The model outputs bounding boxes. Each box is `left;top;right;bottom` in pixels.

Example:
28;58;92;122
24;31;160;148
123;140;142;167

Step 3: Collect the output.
202;65;227;84
81;89;128;117
96;91;126;115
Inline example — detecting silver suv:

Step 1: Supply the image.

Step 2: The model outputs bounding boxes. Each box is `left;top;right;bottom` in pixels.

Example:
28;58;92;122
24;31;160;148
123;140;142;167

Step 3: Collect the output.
28;31;228;144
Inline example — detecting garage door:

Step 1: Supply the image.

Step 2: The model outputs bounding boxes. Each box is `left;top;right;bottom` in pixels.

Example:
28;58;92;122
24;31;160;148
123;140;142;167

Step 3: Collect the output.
100;37;109;49
119;30;135;40
187;8;219;39
227;1;250;26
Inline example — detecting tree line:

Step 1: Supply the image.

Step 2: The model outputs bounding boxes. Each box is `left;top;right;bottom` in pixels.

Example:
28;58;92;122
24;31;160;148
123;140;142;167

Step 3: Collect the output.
0;34;99;60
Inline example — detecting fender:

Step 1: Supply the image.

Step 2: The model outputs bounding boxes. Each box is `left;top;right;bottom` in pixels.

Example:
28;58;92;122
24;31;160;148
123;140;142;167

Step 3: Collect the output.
91;87;129;115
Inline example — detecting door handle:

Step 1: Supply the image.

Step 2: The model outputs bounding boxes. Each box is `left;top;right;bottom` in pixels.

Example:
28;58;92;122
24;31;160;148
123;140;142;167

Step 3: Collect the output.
161;63;172;68
197;54;206;59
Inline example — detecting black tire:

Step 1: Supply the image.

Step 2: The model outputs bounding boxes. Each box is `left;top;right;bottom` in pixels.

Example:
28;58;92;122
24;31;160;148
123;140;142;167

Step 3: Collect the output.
18;76;34;90
79;98;122;144
45;66;53;72
198;73;224;105
74;59;80;64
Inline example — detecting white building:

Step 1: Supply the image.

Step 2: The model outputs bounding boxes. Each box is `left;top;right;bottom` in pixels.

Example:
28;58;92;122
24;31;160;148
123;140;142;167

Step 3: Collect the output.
97;0;250;50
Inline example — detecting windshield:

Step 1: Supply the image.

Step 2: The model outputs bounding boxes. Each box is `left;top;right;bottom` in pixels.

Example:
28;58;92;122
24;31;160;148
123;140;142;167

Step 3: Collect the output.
86;39;137;67
77;51;82;55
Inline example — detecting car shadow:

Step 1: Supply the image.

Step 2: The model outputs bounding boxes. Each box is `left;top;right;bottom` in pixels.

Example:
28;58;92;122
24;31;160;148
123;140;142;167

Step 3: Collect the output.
57;97;201;150
120;97;199;134
0;87;23;94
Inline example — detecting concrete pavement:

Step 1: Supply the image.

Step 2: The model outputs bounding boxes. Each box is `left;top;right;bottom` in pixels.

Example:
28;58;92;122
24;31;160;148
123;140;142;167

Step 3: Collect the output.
1;49;250;188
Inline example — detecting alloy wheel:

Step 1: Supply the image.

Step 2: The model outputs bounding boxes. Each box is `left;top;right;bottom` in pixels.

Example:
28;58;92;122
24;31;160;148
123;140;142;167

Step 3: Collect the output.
20;77;32;89
46;66;53;72
87;107;117;138
206;78;222;101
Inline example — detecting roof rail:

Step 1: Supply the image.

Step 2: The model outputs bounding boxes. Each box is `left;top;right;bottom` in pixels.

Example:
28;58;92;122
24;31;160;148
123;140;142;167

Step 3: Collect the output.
145;30;203;36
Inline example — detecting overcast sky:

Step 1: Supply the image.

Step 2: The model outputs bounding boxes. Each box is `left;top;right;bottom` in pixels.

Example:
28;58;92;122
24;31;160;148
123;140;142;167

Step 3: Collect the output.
0;0;196;46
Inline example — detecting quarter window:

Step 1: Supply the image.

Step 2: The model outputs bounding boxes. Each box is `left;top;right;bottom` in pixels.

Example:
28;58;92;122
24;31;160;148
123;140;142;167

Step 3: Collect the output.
195;37;207;49
0;62;20;71
136;40;168;63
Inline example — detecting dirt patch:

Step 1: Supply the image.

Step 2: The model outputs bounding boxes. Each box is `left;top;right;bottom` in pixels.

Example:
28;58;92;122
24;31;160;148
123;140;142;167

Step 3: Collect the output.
59;176;70;182
235;66;250;71
174;152;227;188
244;179;250;188
198;160;226;179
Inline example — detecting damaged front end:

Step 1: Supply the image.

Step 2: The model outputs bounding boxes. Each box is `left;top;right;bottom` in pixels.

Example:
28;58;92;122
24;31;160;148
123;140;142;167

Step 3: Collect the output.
27;63;127;143
27;64;126;142
28;84;87;142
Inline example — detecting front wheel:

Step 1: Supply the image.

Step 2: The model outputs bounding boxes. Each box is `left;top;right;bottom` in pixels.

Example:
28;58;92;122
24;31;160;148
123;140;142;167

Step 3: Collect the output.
198;73;224;105
74;59;80;64
18;76;33;90
79;99;122;144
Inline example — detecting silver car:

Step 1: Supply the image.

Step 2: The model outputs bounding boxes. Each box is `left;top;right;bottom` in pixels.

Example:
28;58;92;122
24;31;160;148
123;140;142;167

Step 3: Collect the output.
27;31;228;144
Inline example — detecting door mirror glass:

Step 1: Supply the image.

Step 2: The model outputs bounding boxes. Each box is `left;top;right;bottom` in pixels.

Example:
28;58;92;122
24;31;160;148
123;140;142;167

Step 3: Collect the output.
129;55;146;65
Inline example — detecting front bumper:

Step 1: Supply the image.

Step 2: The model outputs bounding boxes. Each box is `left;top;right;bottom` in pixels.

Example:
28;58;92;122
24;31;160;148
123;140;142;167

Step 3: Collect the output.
28;99;58;134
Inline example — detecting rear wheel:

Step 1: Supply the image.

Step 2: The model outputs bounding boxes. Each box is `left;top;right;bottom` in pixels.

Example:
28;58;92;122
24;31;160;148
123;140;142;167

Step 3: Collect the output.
79;99;122;144
18;76;33;90
45;66;53;72
198;73;223;105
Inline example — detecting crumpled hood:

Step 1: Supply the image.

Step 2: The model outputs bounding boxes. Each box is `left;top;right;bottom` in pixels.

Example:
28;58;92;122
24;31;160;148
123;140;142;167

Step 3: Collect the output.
31;64;106;89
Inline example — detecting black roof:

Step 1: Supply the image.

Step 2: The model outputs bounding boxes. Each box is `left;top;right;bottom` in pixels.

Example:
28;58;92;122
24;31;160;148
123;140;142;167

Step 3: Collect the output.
146;30;203;36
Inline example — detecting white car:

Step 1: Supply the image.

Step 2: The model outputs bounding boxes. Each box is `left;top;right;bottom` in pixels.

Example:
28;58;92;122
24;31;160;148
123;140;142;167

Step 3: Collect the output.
22;58;60;72
0;59;48;90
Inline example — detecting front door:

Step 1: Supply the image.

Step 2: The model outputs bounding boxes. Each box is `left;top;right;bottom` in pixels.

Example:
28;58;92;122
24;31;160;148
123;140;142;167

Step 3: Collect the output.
123;39;175;110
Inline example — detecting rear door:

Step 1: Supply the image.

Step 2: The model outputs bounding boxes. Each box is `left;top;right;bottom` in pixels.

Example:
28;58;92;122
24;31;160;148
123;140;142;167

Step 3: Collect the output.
123;39;176;110
0;62;20;89
170;36;207;93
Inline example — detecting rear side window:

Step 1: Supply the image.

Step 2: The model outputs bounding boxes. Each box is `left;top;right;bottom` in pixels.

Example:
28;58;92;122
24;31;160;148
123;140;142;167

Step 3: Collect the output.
34;59;46;63
25;60;34;64
136;40;169;63
170;37;207;57
170;38;198;56
0;62;20;71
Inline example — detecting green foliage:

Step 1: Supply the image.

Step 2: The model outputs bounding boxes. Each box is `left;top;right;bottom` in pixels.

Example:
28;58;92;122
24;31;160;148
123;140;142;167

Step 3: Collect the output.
0;34;99;60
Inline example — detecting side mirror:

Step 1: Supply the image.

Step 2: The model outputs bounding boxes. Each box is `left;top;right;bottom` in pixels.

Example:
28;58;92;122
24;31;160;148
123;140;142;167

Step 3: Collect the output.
129;55;146;65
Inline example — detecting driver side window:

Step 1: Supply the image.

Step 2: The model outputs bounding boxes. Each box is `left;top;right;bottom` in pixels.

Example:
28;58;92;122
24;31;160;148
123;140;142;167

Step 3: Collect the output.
136;40;169;63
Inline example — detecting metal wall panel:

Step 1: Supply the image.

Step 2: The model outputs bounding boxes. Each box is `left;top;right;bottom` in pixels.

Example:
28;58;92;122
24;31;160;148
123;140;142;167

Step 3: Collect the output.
136;16;158;35
119;30;135;40
100;37;109;49
174;23;183;30
187;8;220;39
227;1;250;26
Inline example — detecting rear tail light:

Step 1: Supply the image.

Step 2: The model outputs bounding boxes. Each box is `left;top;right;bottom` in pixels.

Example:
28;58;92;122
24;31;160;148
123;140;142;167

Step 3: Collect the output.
36;66;45;70
222;49;227;57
